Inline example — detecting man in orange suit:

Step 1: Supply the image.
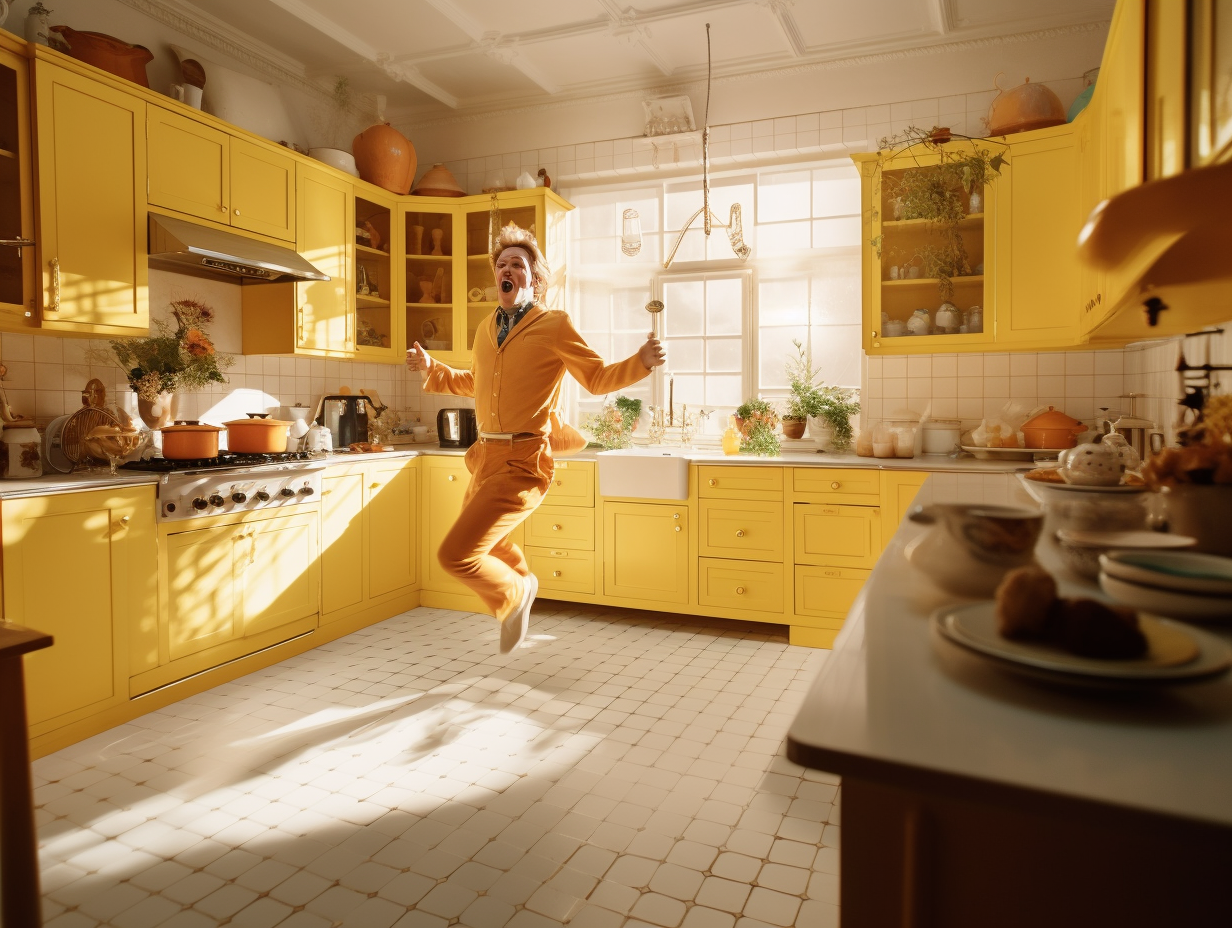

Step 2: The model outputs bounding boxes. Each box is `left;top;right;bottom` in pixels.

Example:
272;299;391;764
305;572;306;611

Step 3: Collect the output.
406;224;665;653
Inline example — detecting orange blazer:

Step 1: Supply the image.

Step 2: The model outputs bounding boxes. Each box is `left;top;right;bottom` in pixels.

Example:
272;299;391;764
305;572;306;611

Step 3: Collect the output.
422;305;650;437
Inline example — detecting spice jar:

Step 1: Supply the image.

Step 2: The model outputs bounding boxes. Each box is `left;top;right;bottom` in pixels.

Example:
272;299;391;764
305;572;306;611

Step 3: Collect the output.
3;419;43;478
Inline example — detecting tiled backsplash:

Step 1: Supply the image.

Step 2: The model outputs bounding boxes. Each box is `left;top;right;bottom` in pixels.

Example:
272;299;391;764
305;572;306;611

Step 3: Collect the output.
863;349;1127;430
1124;323;1232;442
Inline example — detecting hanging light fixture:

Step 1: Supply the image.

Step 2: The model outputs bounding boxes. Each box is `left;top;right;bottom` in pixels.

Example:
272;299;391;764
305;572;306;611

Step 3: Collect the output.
663;23;752;269
621;209;643;256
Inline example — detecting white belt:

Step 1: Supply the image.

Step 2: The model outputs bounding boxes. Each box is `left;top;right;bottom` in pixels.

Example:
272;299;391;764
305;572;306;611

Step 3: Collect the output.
478;431;539;442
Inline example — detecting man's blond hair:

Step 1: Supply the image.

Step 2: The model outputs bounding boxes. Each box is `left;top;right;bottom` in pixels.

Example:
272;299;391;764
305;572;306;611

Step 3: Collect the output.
490;223;550;302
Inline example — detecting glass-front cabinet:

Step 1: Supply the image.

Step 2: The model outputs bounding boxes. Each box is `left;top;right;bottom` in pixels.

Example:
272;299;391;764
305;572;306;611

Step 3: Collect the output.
0;38;36;330
354;191;401;360
855;146;996;355
402;201;455;360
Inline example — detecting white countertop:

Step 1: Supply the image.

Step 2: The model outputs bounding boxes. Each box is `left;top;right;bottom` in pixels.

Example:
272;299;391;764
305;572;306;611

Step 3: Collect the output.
787;473;1232;828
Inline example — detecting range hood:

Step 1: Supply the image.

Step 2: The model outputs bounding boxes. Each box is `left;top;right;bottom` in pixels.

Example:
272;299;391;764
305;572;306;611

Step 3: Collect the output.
148;214;329;283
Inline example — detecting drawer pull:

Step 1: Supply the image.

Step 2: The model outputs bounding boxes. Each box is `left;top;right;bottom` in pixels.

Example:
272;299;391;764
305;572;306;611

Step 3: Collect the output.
674;525;681;532
555;480;562;486
119;515;130;525
552;524;562;531
673;512;680;520
447;474;456;481
736;529;745;538
708;478;717;487
831;481;841;490
48;257;60;312
552;570;562;578
736;586;746;595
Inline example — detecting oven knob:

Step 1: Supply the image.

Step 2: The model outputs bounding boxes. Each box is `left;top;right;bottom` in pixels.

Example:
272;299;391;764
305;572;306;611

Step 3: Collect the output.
209;494;225;507
231;492;247;504
192;497;209;511
165;502;177;513
255;490;271;502
279;487;295;498
298;486;314;497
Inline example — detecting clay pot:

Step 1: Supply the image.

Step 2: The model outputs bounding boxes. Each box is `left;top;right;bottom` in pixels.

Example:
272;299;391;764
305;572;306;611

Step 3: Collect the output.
161;421;222;460
352;123;417;195
224;416;292;453
412;163;465;198
1020;405;1086;449
782;418;806;440
987;76;1066;136
49;25;154;87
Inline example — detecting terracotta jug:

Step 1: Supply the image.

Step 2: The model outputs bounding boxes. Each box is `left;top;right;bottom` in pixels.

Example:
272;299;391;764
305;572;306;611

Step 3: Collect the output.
49;25;154;87
352;123;417;195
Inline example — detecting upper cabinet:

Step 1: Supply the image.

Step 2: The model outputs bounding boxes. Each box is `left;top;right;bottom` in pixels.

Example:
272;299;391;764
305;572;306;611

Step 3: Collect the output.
33;59;148;335
354;188;402;361
0;36;35;331
147;105;295;241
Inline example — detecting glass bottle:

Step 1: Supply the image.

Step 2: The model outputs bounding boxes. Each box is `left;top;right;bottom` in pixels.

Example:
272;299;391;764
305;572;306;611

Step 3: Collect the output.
722;416;741;455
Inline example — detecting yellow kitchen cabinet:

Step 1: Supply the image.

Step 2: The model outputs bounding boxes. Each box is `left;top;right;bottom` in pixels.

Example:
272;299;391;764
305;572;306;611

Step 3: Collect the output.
994;125;1083;348
880;471;928;534
0;36;36;331
321;470;365;617
795;566;870;623
367;458;418;598
698;557;784;615
355;188;404;362
240;509;319;637
699;499;784;562
854;145;996;355
603;500;689;605
1145;0;1187;181
422;454;472;595
229;136;296;241
528;547;596;596
526;505;595;550
1075;98;1110;339
1103;0;1146;201
528;460;597;599
546;461;595;506
164;522;242;660
1;486;156;738
697;465;784;501
793;503;882;570
793;468;880;505
33;59;148;334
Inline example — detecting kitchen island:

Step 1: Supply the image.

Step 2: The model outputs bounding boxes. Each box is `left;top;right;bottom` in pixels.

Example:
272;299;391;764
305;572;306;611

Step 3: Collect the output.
787;473;1232;927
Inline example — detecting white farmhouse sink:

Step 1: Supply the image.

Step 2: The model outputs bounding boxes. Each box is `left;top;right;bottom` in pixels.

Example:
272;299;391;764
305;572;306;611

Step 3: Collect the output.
597;448;690;500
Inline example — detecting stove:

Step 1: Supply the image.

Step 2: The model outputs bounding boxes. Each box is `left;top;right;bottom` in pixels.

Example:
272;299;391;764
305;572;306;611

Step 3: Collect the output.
123;453;326;523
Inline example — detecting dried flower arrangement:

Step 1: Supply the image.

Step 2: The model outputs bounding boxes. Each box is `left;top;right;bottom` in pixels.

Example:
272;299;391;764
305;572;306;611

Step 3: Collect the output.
103;299;233;402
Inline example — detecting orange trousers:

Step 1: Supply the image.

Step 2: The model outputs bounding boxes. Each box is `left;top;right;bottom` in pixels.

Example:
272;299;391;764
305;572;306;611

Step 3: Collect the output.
438;438;554;621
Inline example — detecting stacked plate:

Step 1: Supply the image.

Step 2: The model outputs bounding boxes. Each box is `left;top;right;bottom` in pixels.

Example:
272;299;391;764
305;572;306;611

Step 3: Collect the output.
1099;550;1232;621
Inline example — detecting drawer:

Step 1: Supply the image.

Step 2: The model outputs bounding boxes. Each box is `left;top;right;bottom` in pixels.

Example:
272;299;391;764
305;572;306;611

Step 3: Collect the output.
525;506;595;550
793;503;882;568
700;499;784;561
527;547;595;595
698;557;784;615
698;465;783;500
795;566;870;619
547;461;594;507
792;468;880;505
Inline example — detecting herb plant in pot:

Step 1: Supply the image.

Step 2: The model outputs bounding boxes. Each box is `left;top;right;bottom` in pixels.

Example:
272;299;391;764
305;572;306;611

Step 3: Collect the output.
735;398;781;457
784;339;822;440
809;385;860;453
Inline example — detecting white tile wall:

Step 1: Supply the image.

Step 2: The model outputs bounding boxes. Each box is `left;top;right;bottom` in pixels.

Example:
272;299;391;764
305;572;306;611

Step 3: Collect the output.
1123;322;1232;443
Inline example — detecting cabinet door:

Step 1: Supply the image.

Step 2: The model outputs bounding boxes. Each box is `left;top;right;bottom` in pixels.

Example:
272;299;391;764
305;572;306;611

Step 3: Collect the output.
240;511;319;637
0;45;35;329
147;105;228;222
994;126;1082;347
367;460;417;598
795;566;870;620
1076;100;1109;337
525;506;595;550
603;501;689;604
231;136;295;241
1103;0;1146;200
424;460;470;591
296;163;353;354
793;503;882;569
2;488;155;730
880;471;928;536
321;471;365;618
699;500;784;561
165;523;241;661
698;557;784;614
34;61;147;333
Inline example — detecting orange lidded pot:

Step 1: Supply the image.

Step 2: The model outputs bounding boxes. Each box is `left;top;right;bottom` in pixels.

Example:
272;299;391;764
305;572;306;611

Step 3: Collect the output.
224;415;293;453
161;421;223;459
1020;406;1086;449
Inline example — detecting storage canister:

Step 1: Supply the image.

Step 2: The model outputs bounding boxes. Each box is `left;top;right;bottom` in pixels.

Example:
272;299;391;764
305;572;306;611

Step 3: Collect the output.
3;419;44;478
921;419;962;455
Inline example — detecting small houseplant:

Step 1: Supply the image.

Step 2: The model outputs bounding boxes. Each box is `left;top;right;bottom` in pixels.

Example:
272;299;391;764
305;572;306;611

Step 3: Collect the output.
783;339;823;439
810;384;861;453
735;397;781;457
586;395;643;450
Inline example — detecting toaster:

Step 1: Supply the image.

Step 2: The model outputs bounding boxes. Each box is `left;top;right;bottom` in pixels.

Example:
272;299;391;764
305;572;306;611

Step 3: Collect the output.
438;408;477;448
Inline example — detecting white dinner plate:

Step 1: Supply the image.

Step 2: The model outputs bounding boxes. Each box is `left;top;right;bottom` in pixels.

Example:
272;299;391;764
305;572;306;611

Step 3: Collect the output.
932;601;1232;683
42;414;74;474
1099;572;1232;621
963;445;1067;461
1100;550;1232;597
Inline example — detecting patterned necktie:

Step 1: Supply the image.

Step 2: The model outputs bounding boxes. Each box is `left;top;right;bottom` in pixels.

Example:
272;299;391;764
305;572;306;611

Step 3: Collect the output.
496;302;532;347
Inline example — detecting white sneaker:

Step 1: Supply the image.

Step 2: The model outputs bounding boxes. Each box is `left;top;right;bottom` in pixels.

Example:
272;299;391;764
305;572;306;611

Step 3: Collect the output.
500;573;537;653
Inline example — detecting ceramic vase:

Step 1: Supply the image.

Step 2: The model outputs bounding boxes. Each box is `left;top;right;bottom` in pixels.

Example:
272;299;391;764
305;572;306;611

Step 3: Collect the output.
137;392;180;431
410;225;424;255
25;2;51;45
808;418;837;452
430;228;444;256
352;123;417;195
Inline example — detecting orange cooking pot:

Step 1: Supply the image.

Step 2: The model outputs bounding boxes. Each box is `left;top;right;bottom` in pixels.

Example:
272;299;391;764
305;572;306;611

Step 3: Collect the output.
225;415;291;453
1020;406;1086;449
160;421;222;459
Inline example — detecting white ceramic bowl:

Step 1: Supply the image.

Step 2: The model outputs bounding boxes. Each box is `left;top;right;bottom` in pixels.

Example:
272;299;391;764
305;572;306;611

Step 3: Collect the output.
1098;571;1232;620
1099;550;1232;597
309;147;359;177
1054;530;1195;580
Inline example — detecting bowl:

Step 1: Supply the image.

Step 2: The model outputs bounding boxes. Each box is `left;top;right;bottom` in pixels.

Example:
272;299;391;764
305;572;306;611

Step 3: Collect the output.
1054;530;1196;580
1098;572;1232;621
308;147;360;177
905;503;1044;597
1016;473;1150;535
1099;550;1232;597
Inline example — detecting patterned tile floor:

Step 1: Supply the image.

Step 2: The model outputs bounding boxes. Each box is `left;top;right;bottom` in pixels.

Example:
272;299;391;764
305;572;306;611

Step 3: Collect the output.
34;602;839;928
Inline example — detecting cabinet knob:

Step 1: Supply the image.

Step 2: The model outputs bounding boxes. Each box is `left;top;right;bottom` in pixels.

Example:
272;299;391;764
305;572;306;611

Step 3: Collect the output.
736;529;745;537
234;209;240;216
119;515;130;524
552;524;562;531
673;513;680;520
708;478;717;486
447;474;456;481
552;570;562;578
736;586;746;595
831;481;841;490
555;480;562;486
219;205;226;212
674;525;681;532
370;482;382;489
871;330;878;338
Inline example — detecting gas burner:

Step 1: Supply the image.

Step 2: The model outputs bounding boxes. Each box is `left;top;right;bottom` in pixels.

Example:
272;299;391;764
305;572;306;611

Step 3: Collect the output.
121;451;314;473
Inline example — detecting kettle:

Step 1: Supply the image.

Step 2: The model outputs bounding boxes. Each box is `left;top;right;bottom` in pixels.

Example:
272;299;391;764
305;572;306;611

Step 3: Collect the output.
314;395;369;449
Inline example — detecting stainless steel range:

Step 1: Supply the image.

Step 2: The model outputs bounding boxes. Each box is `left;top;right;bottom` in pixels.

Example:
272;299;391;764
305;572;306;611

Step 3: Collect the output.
122;452;326;523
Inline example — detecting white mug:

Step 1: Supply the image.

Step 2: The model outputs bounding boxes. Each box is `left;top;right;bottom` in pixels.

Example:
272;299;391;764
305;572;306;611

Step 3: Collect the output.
170;83;203;109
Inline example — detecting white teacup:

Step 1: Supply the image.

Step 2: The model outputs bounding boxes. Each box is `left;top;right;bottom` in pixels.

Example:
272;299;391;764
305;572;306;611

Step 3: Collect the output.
170;83;203;109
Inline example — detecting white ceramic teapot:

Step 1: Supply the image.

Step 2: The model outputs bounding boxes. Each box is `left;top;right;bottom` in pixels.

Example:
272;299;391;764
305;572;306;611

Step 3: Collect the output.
1058;440;1125;486
304;422;332;454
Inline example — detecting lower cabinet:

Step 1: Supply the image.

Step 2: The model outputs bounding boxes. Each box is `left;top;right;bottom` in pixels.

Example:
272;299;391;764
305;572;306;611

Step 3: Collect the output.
698;557;784;614
1;487;156;736
603;500;689;604
793;502;882;569
795;566;871;622
422;455;472;595
527;547;596;595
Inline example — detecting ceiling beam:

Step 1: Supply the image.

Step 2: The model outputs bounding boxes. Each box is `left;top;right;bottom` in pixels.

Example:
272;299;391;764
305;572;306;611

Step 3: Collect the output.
928;0;957;35
596;0;675;76
424;0;562;94
758;0;806;56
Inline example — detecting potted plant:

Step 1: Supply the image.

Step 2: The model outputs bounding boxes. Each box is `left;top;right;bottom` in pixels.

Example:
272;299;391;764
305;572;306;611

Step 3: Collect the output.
809;384;861;453
586;394;643;450
735;397;781;457
735;397;775;436
783;339;823;440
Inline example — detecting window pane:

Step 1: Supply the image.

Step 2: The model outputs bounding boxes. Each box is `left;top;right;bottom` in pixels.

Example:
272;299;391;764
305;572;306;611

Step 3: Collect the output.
667;337;704;373
758;326;806;392
663;280;703;335
613;288;651;332
811;258;861;325
812;165;861;217
810;324;863;386
759;279;809;327
758;170;811;222
580;237;615;265
706;278;742;335
673;373;705;406
707;338;742;373
812;216;860;249
706;374;742;407
758;221;811;256
665;181;703;230
578;201;616;237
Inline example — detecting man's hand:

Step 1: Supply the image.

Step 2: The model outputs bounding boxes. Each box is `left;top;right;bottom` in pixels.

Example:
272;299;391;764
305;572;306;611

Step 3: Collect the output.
406;342;433;375
638;332;666;370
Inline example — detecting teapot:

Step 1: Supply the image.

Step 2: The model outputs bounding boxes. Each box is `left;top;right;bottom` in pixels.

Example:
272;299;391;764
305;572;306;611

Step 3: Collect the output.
303;422;332;454
1058;440;1125;486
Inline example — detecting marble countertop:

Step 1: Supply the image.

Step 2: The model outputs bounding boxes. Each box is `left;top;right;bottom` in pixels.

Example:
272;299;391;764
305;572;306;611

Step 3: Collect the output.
787;472;1232;828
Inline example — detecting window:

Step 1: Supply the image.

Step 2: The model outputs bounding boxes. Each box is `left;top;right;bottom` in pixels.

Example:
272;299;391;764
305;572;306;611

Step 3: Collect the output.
564;160;862;437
